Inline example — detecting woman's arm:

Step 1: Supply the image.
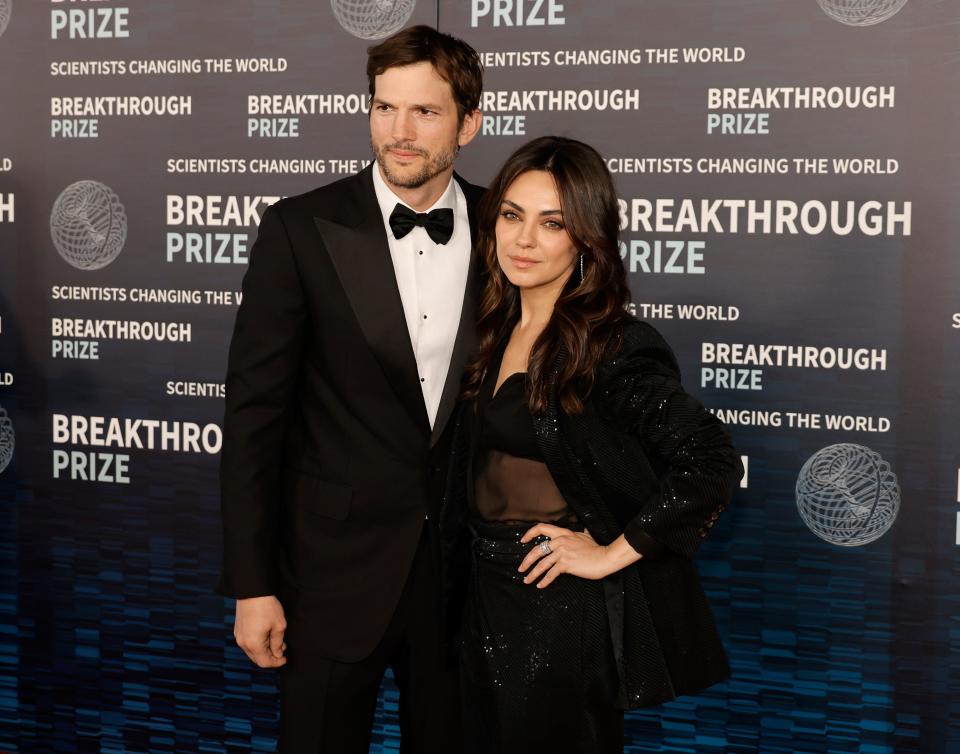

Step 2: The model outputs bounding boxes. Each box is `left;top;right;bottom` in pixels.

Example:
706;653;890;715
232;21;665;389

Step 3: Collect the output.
517;524;643;588
516;320;743;587
602;321;744;560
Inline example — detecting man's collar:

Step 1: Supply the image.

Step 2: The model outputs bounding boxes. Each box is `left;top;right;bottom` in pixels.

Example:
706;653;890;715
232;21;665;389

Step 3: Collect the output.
372;160;457;217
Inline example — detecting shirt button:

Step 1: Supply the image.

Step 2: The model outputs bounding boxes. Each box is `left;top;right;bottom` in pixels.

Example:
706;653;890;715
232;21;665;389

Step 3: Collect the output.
420;377;425;382
418;250;423;256
423;314;428;320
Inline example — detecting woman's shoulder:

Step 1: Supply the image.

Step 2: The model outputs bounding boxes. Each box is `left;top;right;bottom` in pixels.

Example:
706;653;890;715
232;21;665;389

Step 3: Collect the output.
600;315;681;381
618;315;674;350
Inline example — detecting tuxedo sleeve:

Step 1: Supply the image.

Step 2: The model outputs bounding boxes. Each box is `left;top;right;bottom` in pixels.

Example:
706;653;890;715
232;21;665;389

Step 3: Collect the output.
217;203;306;598
603;322;743;561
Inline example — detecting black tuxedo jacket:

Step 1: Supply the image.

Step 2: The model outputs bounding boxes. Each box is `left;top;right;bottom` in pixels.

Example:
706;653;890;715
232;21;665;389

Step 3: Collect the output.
217;164;486;661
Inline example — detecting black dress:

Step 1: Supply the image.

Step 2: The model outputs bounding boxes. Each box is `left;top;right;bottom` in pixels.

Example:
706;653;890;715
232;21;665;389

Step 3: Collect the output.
460;346;624;754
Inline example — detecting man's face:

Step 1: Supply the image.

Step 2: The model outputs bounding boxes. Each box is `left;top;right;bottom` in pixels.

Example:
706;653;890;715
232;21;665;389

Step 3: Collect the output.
369;62;464;190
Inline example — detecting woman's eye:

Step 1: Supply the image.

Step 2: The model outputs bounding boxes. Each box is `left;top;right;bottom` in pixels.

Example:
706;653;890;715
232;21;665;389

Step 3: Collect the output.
500;210;519;221
544;220;564;230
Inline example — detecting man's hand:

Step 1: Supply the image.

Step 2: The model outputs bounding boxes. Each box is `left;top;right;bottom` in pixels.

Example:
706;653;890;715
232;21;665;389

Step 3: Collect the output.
234;595;288;668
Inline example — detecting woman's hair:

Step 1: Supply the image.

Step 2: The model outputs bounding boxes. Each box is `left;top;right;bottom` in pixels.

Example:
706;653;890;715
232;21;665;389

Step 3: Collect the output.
366;25;483;124
462;136;632;414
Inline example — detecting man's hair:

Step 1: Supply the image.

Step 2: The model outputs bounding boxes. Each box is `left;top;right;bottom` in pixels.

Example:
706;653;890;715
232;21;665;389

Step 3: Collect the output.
366;25;483;122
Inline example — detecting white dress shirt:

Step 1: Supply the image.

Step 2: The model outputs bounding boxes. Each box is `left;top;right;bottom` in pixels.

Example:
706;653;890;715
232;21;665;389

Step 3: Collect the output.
372;164;471;428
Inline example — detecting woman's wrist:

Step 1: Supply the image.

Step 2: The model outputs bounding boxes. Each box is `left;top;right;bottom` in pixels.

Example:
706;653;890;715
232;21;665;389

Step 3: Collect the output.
601;534;643;576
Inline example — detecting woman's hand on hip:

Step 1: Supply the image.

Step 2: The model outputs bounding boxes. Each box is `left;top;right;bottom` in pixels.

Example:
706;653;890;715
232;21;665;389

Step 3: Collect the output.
518;523;641;588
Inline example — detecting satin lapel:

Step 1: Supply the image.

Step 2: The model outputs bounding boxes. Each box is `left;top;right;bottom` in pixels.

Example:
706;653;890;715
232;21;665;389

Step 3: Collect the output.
429;175;484;447
314;168;430;435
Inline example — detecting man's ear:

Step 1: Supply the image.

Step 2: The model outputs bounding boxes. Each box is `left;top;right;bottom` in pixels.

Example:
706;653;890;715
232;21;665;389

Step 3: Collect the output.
457;109;483;149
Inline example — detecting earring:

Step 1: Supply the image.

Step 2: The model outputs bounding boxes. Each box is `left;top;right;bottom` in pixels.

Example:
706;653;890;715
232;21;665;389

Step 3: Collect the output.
579;252;585;283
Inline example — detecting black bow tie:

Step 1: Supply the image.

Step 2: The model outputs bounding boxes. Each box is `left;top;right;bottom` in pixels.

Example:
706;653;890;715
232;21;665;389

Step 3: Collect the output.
389;203;455;245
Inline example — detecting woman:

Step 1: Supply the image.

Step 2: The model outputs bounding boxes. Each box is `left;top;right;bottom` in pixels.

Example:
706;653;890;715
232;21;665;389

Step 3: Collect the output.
439;136;743;754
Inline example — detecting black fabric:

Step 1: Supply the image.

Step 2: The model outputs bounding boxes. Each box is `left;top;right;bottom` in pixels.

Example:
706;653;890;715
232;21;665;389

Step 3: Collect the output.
440;317;744;709
278;528;461;754
471;347;575;524
460;520;623;754
388;202;456;244
478;373;539;459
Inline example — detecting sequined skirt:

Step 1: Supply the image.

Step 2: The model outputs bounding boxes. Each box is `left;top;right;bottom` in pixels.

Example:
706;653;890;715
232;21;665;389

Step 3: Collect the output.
460;519;623;754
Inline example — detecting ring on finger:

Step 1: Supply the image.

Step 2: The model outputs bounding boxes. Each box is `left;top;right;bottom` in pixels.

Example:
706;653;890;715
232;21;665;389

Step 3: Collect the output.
537;540;551;556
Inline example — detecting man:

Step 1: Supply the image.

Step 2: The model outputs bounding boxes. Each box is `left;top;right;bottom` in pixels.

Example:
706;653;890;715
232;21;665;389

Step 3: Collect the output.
217;25;484;753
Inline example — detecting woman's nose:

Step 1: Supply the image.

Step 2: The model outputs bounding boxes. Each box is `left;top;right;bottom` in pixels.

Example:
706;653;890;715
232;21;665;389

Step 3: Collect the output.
515;222;536;248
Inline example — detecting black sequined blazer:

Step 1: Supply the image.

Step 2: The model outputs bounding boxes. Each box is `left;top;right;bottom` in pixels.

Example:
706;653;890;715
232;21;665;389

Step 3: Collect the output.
439;317;744;709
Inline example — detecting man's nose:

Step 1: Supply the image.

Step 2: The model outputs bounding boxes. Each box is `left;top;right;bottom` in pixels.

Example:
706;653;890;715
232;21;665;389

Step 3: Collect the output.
392;110;415;142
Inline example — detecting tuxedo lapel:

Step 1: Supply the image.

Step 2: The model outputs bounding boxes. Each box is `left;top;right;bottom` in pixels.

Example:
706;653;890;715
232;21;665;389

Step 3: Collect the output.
429;174;485;447
313;166;431;436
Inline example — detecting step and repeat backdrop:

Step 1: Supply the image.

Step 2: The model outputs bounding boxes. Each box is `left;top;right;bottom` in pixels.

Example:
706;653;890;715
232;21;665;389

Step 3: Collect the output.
0;0;958;752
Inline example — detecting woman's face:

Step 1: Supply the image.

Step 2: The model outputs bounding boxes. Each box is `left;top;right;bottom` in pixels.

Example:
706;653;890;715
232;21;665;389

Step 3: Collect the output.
495;170;578;294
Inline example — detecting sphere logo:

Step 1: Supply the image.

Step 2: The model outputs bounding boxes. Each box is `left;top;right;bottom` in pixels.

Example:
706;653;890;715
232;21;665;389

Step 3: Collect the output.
330;0;416;40
0;406;13;475
796;443;900;546
50;180;128;271
0;0;11;39
817;0;908;26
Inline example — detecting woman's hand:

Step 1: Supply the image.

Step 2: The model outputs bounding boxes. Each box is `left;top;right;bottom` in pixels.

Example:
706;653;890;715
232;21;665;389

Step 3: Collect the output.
518;523;642;588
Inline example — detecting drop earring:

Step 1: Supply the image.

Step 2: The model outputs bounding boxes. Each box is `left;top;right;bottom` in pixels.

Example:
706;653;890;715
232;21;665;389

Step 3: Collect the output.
579;252;585;283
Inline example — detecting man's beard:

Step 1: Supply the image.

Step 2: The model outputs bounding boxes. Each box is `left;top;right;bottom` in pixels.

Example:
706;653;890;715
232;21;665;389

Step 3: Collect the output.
371;139;457;189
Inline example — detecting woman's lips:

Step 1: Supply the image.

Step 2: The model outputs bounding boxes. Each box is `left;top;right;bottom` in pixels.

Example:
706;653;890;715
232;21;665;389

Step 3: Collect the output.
509;256;539;269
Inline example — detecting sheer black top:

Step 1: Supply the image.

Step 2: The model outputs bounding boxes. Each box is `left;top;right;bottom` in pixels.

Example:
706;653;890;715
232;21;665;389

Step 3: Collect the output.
470;345;577;525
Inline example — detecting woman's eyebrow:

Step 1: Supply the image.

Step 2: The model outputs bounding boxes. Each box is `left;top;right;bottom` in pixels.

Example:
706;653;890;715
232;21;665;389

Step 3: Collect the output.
502;199;563;216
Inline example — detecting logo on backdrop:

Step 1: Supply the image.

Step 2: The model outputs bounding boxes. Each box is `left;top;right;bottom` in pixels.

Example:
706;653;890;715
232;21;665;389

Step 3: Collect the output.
817;0;907;26
0;0;11;39
330;0;416;40
795;443;900;546
0;406;13;475
50;181;128;271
